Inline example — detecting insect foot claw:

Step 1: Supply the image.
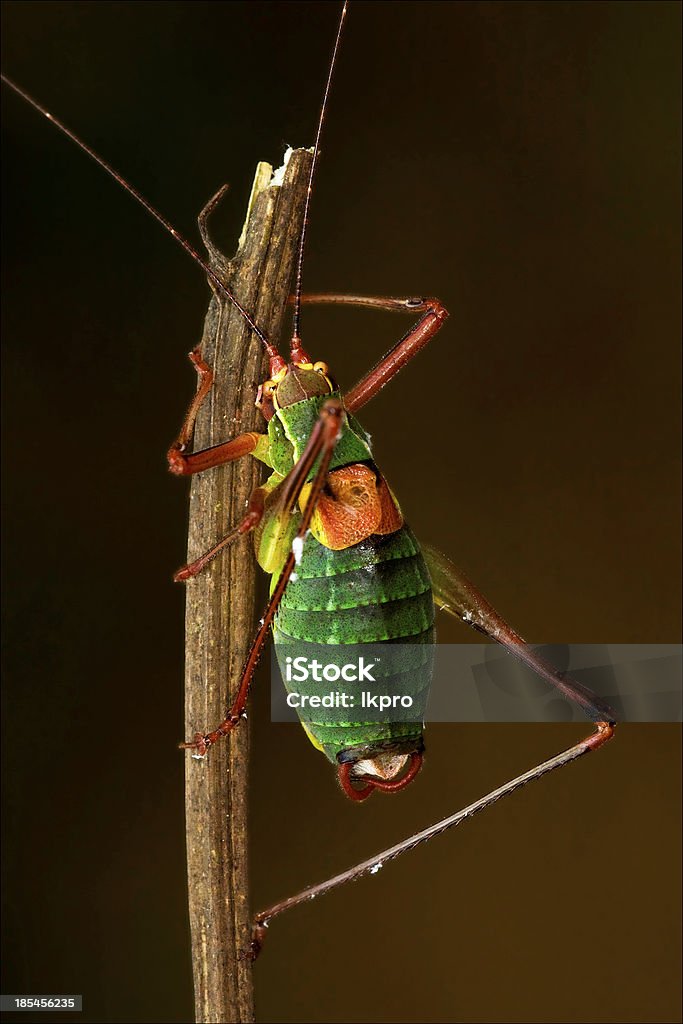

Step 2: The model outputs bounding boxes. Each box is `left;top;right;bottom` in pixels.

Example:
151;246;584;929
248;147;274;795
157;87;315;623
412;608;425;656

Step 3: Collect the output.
238;922;268;962
167;445;188;476
179;732;209;757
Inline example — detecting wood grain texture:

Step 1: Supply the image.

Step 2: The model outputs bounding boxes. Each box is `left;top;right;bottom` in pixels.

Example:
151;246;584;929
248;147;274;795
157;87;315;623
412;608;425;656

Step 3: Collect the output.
183;148;312;1024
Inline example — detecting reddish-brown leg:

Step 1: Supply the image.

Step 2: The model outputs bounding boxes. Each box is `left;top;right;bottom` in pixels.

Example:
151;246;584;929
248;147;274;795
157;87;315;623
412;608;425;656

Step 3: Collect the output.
173;487;268;582
244;721;614;960
424;543;618;723
181;398;344;756
292;293;449;413
167;346;265;476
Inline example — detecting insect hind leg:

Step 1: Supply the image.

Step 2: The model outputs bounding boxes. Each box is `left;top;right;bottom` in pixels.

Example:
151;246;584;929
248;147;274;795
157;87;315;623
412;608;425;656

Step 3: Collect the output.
423;542;617;724
244;720;614;960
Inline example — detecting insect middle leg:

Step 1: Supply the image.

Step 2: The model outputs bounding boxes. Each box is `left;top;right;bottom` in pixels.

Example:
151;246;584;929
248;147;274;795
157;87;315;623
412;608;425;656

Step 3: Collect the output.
180;398;344;756
166;342;274;579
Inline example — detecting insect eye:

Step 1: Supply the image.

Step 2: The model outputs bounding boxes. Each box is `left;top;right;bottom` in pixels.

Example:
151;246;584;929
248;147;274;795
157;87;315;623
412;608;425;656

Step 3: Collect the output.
256;380;276;410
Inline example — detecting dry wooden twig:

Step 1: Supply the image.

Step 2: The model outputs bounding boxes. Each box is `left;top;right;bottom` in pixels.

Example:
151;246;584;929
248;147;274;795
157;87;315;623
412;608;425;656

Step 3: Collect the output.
183;148;312;1024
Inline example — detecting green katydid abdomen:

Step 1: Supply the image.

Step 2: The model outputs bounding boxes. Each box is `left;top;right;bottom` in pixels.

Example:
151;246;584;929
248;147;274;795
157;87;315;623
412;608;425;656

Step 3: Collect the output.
272;525;434;765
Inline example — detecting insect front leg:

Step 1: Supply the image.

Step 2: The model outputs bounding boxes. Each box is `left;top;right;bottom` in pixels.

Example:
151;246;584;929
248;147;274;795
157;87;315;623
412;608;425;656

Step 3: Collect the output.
167;181;289;479
167;367;271;580
167;346;267;477
293;292;449;411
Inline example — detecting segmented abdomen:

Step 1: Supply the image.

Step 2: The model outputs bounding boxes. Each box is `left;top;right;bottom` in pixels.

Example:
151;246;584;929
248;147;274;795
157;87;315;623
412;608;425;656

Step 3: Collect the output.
273;526;434;763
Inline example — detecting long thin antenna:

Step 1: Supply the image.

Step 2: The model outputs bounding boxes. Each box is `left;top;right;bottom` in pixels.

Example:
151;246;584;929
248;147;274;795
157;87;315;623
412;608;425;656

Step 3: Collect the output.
290;0;348;354
1;73;284;368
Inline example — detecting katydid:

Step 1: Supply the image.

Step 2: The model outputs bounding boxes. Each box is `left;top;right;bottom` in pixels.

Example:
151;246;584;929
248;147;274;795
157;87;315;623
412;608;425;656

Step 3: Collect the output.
1;0;618;969
164;1;616;959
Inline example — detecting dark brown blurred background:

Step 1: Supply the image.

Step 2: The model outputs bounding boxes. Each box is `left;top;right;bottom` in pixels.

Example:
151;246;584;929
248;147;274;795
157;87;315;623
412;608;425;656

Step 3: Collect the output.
2;3;681;1022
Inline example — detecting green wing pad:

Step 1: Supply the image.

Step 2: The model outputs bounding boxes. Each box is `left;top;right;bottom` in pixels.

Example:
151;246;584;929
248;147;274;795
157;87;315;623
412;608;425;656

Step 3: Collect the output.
268;392;373;481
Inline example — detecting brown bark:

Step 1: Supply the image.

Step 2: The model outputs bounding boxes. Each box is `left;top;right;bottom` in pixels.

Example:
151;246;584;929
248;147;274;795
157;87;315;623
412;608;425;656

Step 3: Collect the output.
183;149;312;1023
